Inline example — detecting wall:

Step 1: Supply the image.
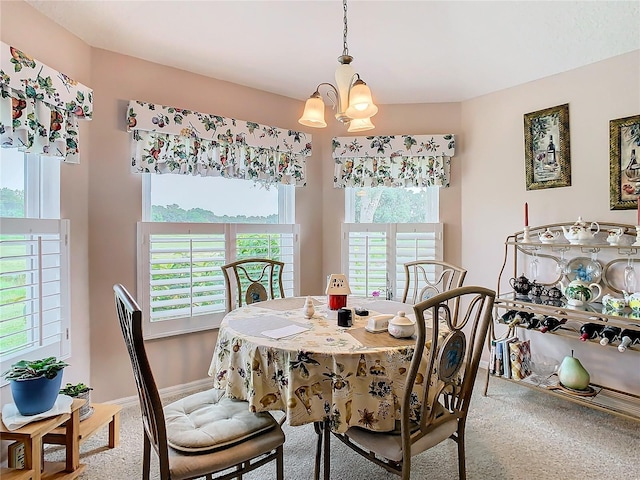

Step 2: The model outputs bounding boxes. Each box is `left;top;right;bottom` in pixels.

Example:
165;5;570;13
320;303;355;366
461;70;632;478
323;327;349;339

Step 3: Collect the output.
0;0;92;399
461;50;640;394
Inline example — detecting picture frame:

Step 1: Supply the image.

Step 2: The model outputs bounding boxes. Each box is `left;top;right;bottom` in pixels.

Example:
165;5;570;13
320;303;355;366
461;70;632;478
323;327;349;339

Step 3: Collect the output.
609;114;640;210
524;103;571;190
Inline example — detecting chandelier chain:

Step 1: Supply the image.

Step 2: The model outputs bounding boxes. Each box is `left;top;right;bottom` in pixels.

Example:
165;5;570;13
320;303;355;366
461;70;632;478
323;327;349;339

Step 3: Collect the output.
342;0;349;57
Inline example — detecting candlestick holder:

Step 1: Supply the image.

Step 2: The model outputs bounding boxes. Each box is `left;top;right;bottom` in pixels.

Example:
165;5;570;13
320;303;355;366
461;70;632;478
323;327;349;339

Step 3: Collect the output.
522;226;532;243
633;226;640;246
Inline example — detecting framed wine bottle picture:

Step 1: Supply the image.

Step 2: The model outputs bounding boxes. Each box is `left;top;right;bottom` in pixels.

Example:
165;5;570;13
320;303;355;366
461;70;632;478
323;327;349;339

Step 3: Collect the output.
523;103;571;191
609;114;640;210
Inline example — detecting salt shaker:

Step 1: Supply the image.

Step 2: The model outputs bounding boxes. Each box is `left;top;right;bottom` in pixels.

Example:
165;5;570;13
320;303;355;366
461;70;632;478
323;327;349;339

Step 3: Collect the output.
303;296;315;319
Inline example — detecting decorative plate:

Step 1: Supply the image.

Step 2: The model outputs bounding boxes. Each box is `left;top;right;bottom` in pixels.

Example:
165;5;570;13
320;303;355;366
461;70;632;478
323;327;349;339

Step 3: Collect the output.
245;282;267;304
566;257;602;284
437;330;466;381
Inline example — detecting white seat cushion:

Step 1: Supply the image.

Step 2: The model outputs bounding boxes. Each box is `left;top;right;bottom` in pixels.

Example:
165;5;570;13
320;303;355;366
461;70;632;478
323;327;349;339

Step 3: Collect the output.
164;389;277;453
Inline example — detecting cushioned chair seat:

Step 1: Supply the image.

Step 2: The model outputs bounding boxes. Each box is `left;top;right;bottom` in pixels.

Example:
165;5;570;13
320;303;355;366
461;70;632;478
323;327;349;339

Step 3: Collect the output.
167;425;285;480
344;410;458;462
164;389;277;453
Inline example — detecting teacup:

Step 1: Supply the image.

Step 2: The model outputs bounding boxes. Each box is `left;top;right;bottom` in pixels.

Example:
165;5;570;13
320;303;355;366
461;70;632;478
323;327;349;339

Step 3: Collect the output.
602;294;626;312
606;228;624;246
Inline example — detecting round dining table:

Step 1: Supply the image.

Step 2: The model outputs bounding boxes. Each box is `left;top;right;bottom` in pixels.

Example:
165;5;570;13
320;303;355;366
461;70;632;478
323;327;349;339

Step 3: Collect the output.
208;295;438;480
207;296;437;431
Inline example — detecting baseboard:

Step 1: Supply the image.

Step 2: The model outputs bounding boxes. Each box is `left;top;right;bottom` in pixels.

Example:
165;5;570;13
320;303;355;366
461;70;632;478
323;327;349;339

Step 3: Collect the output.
109;378;212;409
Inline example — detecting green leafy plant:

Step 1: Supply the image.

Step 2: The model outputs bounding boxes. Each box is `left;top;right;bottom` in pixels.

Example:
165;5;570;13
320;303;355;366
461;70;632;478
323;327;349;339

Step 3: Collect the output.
59;382;92;396
2;357;68;380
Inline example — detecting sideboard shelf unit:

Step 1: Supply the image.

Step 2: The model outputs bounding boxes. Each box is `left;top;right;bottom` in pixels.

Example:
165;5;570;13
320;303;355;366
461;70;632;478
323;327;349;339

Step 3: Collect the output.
485;221;640;423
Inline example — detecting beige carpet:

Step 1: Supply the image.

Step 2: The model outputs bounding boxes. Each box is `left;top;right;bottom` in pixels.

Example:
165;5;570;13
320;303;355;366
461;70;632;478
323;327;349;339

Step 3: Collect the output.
45;372;639;480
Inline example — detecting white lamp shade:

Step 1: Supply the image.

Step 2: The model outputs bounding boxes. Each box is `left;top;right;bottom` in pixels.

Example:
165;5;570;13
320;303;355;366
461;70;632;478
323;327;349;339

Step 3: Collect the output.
298;95;327;128
347;117;375;132
345;81;378;119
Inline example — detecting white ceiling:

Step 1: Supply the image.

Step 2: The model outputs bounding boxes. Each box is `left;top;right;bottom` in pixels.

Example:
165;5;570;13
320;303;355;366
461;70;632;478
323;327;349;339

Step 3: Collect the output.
24;0;640;104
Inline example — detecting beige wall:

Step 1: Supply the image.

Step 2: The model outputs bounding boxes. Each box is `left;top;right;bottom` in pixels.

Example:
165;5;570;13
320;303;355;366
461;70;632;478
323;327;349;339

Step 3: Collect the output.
2;0;638;403
461;50;640;394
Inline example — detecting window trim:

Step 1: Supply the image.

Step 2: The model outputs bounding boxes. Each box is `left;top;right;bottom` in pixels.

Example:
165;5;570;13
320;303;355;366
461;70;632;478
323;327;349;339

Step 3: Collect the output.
341;223;443;300
137;222;300;340
0;218;71;383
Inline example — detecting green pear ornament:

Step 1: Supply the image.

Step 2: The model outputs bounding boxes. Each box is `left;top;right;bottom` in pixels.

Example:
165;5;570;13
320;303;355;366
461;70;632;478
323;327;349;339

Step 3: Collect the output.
557;350;590;391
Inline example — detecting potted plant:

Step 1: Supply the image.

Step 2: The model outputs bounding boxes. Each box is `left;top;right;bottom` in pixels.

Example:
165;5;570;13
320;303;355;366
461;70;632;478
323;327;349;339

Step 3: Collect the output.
2;357;68;416
60;382;94;420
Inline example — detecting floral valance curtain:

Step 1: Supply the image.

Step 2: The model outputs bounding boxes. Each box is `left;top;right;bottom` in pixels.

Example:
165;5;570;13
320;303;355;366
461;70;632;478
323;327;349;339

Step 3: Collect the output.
332;134;455;188
0;42;93;164
128;100;311;187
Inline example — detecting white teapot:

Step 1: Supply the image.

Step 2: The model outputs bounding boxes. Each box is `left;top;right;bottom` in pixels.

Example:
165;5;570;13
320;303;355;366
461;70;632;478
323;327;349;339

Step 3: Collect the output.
561;217;600;244
558;279;602;307
538;228;560;244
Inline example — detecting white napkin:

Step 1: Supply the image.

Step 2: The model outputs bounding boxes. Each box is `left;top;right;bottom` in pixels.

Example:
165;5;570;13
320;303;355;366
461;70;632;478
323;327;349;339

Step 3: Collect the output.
2;394;73;431
261;324;309;339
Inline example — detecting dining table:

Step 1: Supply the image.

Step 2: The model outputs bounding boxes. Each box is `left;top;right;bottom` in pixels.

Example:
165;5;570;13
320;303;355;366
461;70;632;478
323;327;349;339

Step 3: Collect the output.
208;296;440;480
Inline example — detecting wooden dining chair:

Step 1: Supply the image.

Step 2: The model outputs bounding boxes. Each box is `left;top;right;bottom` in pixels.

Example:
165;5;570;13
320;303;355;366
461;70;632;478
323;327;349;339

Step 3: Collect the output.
332;285;495;480
221;258;285;311
113;284;284;480
401;260;467;304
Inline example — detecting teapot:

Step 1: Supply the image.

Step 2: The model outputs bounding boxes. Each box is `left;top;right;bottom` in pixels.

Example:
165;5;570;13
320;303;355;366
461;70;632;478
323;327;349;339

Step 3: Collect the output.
561;217;600;244
546;286;563;300
529;282;547;298
606;228;624;246
601;294;627;312
558;278;602;307
538;228;560;244
509;274;532;297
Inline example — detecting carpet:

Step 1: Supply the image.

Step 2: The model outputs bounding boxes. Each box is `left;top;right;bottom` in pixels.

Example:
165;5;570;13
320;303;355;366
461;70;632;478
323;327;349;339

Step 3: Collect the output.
44;372;639;480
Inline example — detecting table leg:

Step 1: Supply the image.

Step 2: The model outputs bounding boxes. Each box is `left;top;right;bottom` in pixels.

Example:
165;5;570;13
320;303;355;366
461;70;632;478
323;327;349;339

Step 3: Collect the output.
65;406;81;471
313;422;322;480
323;421;330;480
312;421;331;480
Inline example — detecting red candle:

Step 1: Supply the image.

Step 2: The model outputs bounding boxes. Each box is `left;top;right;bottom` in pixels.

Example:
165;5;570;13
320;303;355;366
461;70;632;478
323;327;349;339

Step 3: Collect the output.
524;202;529;227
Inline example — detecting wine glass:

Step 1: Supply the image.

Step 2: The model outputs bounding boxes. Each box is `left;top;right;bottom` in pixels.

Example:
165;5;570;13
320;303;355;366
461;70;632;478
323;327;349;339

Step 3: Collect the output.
529;250;539;281
556;248;570;276
586;250;602;282
624;255;636;293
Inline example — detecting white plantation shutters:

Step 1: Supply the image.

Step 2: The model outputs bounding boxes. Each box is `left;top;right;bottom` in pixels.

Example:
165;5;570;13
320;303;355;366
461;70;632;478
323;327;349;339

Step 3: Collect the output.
137;223;299;339
0;219;70;367
341;223;443;300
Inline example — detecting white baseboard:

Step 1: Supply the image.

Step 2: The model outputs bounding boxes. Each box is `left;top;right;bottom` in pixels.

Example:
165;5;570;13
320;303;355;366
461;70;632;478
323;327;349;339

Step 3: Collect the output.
109;378;212;409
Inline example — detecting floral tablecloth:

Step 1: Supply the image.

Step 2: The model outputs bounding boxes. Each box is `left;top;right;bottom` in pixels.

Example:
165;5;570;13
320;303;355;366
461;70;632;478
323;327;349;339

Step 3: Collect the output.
208;297;434;433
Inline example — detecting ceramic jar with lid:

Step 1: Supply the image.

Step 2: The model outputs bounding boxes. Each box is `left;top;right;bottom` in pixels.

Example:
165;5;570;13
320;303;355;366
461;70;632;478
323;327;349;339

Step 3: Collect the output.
387;311;415;338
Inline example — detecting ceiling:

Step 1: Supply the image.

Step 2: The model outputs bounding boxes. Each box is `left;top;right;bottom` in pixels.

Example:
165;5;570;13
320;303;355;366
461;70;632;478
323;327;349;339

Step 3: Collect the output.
24;0;640;105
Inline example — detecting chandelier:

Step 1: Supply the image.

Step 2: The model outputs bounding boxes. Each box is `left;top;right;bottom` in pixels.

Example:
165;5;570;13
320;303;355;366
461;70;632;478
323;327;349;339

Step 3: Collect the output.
298;0;378;132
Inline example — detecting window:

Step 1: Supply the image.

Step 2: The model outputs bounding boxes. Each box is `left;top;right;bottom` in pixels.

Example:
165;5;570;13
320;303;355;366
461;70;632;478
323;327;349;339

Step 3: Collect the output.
343;186;442;299
0;149;69;379
138;174;299;338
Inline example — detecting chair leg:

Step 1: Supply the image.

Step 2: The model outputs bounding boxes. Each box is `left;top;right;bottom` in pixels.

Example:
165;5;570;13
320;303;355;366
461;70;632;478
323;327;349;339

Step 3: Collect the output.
457;423;466;480
276;445;284;480
142;434;151;480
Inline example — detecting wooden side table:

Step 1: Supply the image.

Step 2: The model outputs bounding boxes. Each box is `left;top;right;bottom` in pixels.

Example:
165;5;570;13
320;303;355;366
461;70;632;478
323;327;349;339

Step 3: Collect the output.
0;398;85;480
44;402;122;449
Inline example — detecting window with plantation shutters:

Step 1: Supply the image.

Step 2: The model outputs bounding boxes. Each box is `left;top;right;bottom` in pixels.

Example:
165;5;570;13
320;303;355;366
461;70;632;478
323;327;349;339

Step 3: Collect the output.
341;223;442;300
0;218;70;371
137;223;299;339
